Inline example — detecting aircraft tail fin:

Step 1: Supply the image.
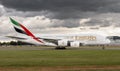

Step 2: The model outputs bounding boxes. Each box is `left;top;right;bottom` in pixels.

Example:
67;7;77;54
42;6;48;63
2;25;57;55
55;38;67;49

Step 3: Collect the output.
9;17;44;43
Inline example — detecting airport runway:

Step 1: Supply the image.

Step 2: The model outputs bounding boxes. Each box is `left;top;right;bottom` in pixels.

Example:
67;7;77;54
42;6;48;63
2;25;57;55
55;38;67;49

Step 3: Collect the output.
0;45;120;50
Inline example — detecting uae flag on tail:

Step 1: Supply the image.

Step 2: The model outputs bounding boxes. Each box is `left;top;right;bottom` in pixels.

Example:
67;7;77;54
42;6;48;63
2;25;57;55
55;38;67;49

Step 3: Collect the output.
10;17;44;43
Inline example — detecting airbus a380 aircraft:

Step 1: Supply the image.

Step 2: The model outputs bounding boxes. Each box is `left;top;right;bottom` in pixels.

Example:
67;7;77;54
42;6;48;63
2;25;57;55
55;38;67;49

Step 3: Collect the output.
7;18;111;49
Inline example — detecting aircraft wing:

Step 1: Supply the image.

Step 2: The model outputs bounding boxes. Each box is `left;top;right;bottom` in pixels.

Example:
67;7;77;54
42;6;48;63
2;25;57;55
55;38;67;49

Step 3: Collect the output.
6;36;60;45
6;36;26;40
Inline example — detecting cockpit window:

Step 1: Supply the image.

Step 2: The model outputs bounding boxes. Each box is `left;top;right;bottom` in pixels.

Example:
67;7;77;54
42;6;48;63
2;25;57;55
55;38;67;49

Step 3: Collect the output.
107;36;120;40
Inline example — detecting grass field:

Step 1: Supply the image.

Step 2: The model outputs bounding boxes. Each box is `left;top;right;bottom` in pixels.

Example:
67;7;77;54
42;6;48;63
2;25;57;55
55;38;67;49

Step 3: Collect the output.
0;46;120;71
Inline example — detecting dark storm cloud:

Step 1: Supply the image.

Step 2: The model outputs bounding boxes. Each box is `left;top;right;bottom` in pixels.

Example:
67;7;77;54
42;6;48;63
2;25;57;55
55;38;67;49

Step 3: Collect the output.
0;0;118;11
1;0;120;28
1;0;120;19
51;19;79;28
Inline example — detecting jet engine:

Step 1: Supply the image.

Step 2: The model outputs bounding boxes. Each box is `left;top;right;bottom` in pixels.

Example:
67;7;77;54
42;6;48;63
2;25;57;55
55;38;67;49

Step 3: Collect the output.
57;40;70;46
70;41;83;47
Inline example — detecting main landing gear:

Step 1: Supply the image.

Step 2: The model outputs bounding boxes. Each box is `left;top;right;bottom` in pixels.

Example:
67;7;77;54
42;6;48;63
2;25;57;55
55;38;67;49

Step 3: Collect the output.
55;46;66;49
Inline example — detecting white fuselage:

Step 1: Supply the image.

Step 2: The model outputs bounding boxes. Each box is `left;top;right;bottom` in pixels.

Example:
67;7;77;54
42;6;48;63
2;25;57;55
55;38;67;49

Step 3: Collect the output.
16;32;111;47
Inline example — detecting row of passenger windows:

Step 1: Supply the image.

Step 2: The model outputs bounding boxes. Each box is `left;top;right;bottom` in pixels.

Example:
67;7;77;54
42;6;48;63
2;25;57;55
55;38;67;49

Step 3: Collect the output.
66;36;96;41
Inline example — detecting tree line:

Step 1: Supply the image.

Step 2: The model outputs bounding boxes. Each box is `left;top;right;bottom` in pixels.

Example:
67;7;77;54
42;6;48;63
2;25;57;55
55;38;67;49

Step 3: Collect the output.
0;41;33;46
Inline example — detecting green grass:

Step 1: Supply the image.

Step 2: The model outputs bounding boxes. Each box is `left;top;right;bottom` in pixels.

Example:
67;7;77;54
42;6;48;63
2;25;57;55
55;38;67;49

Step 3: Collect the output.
0;49;120;67
63;70;120;71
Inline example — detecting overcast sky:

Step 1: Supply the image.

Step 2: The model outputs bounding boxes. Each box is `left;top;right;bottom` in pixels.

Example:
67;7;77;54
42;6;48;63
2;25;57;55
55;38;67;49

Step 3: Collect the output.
1;0;120;18
1;0;120;41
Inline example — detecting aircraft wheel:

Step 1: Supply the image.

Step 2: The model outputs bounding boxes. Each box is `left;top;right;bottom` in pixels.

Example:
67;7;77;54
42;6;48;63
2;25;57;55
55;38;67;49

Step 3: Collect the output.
55;46;66;49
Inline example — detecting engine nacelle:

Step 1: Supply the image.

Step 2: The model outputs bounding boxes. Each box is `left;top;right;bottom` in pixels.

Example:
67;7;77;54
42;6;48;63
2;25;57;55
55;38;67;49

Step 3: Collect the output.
70;41;83;47
57;40;70;46
57;40;84;47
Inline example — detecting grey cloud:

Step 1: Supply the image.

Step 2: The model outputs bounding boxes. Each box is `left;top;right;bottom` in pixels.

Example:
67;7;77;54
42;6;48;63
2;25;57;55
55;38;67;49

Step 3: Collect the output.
0;3;55;18
1;0;120;19
98;3;120;13
85;13;120;27
0;0;117;11
51;19;79;28
1;0;120;29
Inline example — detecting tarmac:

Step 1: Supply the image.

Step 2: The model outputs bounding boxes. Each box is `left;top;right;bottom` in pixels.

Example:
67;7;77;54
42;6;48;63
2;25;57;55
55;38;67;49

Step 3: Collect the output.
0;45;120;50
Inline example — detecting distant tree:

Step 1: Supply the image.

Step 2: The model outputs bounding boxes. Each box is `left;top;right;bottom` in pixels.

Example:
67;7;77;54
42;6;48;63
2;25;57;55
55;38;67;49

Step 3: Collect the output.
0;41;33;46
10;41;17;45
